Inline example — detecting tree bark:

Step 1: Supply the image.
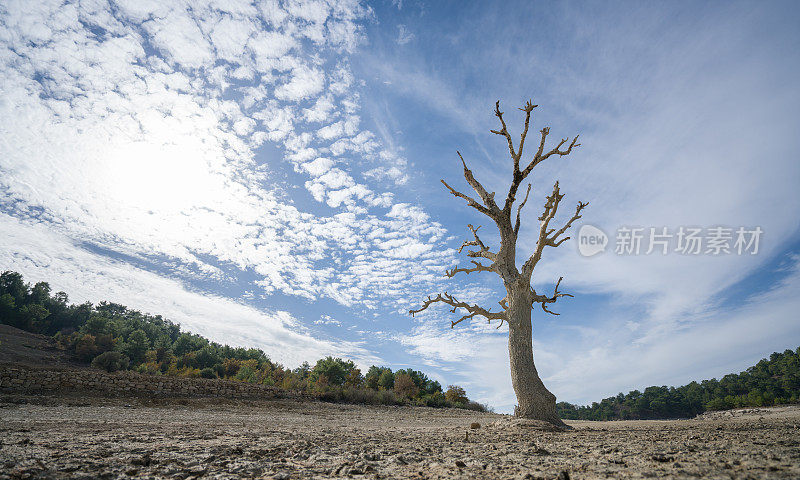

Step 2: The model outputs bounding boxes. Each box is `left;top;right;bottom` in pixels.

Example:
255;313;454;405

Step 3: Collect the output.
507;286;567;427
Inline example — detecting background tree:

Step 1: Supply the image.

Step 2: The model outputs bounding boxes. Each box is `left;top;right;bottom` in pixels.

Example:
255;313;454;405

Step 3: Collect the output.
365;366;387;389
394;373;419;398
445;385;468;404
309;357;358;386
411;100;586;427
378;368;395;390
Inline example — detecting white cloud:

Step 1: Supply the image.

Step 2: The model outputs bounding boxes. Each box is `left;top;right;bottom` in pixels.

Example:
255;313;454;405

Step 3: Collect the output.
274;64;325;101
301;157;335;176
364;166;408;185
317;120;345;140
248;30;297;68
396;24;414;45
145;9;215;69
209;15;256;63
303;93;336;122
314;314;343;327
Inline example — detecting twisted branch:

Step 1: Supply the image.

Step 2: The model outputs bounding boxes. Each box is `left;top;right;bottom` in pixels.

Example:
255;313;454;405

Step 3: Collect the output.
446;260;495;278
521;134;580;179
457;151;500;215
441;179;493;217
409;292;506;328
490;101;517;160
531;277;573;315
440;152;501;220
514;183;532;235
458;224;498;261
412;99;586;335
522;182;588;277
550;200;589;247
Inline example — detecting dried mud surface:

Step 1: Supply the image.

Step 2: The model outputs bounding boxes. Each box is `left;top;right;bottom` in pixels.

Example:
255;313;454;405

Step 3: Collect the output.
1;394;799;479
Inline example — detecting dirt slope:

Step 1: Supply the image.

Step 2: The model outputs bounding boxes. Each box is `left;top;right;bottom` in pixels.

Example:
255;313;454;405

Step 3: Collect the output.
0;325;83;368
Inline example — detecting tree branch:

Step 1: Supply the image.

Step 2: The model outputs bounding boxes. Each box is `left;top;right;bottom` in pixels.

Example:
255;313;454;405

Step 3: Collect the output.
441;179;493;217
513;183;532;235
521;134;580;179
458;224;498;261
521;182;563;277
457;151;500;215
409;292;506;328
522;183;588;278
549;200;589;246
441;152;501;220
446;260;495;278
490;101;516;160
531;277;573;315
516;100;537;166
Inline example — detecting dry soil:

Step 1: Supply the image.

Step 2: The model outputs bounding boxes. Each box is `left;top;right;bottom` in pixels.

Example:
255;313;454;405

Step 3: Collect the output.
1;394;799;479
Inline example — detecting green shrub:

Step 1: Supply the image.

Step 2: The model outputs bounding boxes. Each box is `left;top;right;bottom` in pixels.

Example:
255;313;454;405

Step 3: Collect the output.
461;400;489;412
92;351;129;372
316;386;404;406
200;367;217;379
235;365;257;383
421;391;447;407
74;334;98;362
705;397;731;411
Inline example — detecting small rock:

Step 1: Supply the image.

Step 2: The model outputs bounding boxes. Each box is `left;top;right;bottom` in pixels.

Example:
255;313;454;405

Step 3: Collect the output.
557;470;570;480
455;460;467;468
651;453;674;463
470;422;481;429
131;454;152;466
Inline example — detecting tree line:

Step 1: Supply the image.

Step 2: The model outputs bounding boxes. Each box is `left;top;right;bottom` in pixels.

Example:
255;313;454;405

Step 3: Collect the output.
0;271;487;411
557;347;800;420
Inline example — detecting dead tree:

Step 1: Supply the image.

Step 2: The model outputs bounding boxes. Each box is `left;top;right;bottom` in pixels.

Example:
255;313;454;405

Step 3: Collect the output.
410;100;586;427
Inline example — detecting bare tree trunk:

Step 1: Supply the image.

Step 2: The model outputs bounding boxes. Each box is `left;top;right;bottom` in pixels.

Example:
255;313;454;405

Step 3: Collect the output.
507;287;567;427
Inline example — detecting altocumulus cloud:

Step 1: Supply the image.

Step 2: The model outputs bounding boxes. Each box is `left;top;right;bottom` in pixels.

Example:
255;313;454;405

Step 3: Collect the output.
0;0;456;364
0;0;455;303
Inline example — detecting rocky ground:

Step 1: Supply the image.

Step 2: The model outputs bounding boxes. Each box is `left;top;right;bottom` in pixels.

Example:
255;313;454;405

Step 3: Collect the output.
1;394;799;479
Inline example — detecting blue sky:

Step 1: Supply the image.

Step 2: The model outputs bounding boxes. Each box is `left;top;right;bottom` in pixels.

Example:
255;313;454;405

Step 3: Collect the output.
1;0;799;413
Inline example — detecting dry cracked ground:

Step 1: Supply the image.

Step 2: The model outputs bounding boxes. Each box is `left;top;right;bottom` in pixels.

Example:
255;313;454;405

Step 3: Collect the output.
1;395;799;479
